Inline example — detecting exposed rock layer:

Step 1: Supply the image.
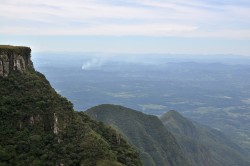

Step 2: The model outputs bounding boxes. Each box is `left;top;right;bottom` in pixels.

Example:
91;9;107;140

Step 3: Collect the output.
0;45;33;77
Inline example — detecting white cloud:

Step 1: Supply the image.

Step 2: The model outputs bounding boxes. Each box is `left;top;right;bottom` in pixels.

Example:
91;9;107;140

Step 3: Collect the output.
191;29;250;39
0;23;198;36
0;0;250;38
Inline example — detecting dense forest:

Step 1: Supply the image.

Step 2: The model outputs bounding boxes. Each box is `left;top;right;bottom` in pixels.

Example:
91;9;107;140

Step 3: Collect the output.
0;46;141;166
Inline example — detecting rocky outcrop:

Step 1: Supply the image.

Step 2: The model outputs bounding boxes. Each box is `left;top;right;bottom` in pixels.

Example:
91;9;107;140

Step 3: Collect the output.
0;45;33;77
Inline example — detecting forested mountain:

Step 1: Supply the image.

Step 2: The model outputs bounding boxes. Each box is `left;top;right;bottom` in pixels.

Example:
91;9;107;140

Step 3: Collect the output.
86;104;191;166
160;110;250;166
2;45;249;166
0;46;141;166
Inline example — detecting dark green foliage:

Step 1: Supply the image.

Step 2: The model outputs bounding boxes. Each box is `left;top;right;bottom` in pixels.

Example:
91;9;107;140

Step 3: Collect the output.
86;104;191;166
0;45;31;55
0;70;141;166
160;110;250;166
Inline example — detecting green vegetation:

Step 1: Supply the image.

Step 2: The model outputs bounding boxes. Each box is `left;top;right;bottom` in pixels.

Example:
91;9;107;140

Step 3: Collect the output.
0;70;141;166
160;110;250;166
3;45;249;165
86;104;191;166
0;45;31;55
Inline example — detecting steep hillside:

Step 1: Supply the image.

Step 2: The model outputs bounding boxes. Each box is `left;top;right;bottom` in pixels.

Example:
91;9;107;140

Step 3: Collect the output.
86;104;191;166
0;46;141;166
160;110;250;166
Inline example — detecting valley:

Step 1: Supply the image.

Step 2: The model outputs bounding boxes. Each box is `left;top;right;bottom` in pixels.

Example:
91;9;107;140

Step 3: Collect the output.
33;53;250;154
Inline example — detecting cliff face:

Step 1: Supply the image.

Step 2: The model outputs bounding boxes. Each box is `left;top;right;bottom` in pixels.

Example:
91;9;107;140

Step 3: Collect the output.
0;46;141;165
0;45;33;77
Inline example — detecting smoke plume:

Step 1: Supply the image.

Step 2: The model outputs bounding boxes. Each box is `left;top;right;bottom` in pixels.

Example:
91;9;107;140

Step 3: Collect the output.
82;58;105;70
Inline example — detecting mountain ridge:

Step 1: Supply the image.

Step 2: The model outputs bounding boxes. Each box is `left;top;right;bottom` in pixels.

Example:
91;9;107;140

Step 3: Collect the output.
160;110;250;166
86;104;192;166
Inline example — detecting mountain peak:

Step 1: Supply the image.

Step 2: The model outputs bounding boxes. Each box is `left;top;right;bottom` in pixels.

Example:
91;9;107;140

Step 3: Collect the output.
165;110;183;117
0;45;33;77
160;110;198;138
161;110;192;125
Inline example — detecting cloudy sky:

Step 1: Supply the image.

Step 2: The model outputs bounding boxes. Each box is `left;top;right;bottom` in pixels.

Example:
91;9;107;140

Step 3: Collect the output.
1;0;250;55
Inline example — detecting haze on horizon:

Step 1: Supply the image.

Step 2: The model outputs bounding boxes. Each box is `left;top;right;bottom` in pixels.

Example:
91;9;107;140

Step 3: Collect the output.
1;0;250;56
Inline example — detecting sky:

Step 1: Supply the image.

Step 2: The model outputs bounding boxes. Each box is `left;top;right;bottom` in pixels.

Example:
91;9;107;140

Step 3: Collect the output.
1;0;250;55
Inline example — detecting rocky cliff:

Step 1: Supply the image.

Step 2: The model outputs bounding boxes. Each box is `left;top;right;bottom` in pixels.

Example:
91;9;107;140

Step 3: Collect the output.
0;46;141;165
0;45;33;77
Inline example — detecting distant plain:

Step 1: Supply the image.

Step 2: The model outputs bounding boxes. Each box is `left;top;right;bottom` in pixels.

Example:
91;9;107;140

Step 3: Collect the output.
33;53;250;153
